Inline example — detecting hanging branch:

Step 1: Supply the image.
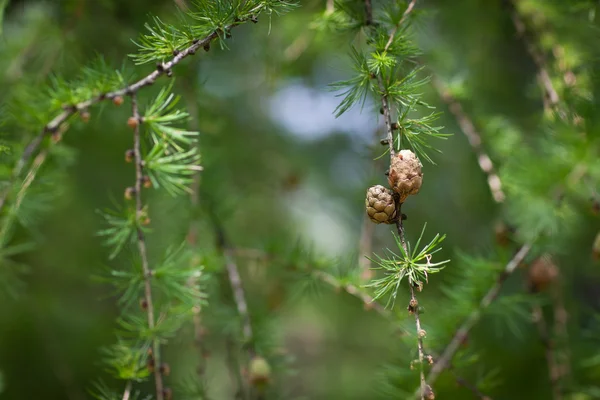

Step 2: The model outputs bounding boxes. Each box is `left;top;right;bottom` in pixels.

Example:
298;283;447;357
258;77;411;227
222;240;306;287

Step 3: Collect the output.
130;95;165;400
209;210;254;398
430;77;505;204
504;0;567;119
376;2;432;399
384;0;417;52
0;2;282;216
424;243;532;389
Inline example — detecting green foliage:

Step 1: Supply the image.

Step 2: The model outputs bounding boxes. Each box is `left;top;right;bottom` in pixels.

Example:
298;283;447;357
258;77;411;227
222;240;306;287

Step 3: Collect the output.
330;1;449;164
143;84;198;151
97;206;143;260
130;0;298;64
1;0;600;399
367;225;449;308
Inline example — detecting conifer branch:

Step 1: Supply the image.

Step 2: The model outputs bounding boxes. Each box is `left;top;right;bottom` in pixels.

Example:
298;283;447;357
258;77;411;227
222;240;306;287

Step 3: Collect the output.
384;0;417;52
424;243;532;389
312;270;390;319
209;211;254;398
0;6;271;217
131;95;165;400
532;304;562;400
431;76;505;204
364;0;373;26
505;0;565;117
374;2;434;398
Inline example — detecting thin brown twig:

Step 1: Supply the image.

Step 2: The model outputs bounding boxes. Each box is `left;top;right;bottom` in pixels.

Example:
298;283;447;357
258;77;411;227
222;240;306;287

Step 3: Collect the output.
376;1;428;397
384;0;417;52
312;270;390;319
431;77;505;203
210;212;254;398
452;371;493;400
424;243;532;390
532;304;562;400
364;0;373;25
0;7;267;216
122;381;132;400
131;95;165;400
551;283;571;386
505;0;567;119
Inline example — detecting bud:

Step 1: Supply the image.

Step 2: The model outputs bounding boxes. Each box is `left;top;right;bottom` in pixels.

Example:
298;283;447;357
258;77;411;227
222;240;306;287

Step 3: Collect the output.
388;150;423;203
528;255;559;292
365;185;397;224
142;175;152;189
408;298;418;314
80;110;91;123
124;187;136;200
112;96;124;106
249;356;271;389
127;117;139;129
160;363;171;377
125;149;135;163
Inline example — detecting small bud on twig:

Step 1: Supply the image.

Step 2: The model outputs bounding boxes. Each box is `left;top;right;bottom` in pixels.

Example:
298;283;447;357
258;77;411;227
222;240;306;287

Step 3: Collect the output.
112;96;124;106
159;363;171;376
127;117;139;130
125;149;135;163
80;110;91;123
142;176;152;189
124;187;136;200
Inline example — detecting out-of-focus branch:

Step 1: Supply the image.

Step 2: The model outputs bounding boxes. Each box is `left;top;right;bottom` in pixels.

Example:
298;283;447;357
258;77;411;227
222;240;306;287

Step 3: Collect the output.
208;210;254;398
425;243;532;389
431;77;505;204
505;0;567;119
532;304;562;400
121;382;132;400
384;0;417;52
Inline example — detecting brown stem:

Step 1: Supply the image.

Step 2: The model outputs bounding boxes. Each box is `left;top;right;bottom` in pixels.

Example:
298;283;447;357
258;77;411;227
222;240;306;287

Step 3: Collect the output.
384;0;417;52
431;77;505;203
122;381;132;400
424;243;532;389
131;95;164;400
410;285;427;400
505;0;566;119
210;212;254;398
532;304;562;400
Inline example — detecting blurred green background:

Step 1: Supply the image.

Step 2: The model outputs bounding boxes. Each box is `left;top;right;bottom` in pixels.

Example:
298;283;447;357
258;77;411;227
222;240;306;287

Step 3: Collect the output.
1;0;600;399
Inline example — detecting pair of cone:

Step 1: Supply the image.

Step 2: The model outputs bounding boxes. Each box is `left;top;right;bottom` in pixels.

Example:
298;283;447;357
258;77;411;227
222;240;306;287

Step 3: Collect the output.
366;150;423;224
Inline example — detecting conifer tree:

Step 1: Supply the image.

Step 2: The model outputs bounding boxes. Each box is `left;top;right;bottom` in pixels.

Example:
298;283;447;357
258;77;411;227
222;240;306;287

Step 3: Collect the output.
1;0;600;399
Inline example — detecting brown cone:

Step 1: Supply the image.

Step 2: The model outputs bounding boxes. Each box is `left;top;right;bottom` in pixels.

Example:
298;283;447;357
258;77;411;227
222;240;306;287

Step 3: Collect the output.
365;185;397;224
388;150;423;203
